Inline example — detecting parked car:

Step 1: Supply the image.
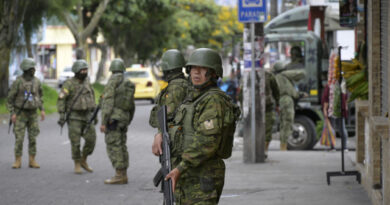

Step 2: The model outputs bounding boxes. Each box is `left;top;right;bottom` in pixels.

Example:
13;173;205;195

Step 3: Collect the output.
124;67;160;103
58;67;74;88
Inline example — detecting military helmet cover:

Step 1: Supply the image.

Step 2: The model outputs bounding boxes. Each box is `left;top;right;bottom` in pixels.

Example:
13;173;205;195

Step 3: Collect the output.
186;48;223;77
109;58;126;72
20;58;36;71
72;60;88;73
272;61;285;73
161;49;185;71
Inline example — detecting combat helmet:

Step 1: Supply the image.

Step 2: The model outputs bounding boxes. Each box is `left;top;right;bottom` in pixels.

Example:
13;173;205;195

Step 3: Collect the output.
109;58;125;72
186;48;223;78
272;61;285;73
72;60;88;73
20;58;36;71
161;49;185;72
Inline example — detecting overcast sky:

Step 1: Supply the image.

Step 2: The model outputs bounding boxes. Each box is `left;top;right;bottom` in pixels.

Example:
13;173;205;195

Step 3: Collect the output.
215;0;236;7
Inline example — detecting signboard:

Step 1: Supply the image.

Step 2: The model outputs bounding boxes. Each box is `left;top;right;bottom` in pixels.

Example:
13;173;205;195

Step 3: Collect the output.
238;0;267;23
339;0;357;27
243;26;264;70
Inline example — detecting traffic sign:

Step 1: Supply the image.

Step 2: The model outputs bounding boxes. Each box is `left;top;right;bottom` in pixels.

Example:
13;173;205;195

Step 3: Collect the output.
238;0;267;23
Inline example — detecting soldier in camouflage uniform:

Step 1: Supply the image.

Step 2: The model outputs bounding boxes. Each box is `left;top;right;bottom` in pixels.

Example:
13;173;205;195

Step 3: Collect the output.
265;70;280;155
7;58;45;169
100;59;135;184
285;46;304;70
57;60;96;174
151;49;188;158
273;62;306;150
164;48;240;204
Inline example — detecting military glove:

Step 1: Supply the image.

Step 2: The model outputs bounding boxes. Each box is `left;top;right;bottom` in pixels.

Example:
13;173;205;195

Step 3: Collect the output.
58;113;66;126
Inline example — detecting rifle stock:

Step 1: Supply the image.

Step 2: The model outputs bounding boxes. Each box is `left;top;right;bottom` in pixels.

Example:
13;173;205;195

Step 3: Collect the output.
153;105;174;205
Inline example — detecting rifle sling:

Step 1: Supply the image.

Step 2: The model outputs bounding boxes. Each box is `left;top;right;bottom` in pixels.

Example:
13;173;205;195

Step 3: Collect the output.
16;78;35;115
65;83;86;122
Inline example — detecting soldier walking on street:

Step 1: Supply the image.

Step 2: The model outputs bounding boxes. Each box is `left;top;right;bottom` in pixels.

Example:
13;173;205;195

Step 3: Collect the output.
7;58;45;169
158;48;240;204
100;59;135;184
57;60;97;174
151;49;188;161
265;70;280;156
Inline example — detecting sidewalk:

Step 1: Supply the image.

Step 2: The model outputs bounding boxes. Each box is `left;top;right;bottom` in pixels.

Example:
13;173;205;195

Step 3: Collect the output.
219;138;371;205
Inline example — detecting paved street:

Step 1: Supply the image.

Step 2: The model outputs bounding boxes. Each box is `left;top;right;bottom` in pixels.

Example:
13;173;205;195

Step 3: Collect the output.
0;101;370;205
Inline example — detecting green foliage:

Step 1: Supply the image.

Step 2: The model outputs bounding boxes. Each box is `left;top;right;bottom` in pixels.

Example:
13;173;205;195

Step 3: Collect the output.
92;82;105;102
0;98;7;114
346;69;368;102
316;120;324;140
42;83;58;114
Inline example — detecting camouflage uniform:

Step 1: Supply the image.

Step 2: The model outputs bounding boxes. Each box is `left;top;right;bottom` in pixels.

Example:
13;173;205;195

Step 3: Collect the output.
170;48;240;204
265;71;279;143
274;63;306;146
7;58;44;169
57;60;96;173
149;49;188;129
101;58;135;184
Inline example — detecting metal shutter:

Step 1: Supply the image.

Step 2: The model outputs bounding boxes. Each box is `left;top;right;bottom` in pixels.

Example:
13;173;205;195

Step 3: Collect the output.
381;0;389;116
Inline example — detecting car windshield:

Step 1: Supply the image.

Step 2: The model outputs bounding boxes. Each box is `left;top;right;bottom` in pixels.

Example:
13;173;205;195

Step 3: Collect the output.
64;67;72;72
125;71;149;78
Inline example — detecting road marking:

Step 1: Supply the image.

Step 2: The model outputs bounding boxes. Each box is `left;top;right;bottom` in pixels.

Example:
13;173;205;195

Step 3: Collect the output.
221;194;240;198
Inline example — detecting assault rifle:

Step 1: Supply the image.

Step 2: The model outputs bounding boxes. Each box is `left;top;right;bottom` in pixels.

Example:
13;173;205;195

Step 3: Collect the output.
153;105;174;205
81;104;101;136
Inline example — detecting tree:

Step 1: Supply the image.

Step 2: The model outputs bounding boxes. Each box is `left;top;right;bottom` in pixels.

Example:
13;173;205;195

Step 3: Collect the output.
0;0;29;97
52;0;110;59
100;0;175;66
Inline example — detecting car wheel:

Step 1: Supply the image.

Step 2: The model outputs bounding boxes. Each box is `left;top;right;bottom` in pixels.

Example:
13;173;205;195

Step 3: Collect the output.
287;115;316;150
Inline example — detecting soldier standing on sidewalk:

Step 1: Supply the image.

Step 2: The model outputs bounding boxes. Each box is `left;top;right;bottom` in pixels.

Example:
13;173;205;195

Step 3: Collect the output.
273;62;306;150
162;48;240;204
7;58;45;169
151;49;188;161
57;60;96;174
265;70;280;156
100;59;135;184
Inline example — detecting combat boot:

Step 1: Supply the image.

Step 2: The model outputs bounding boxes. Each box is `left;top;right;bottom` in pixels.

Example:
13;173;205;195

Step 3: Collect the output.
104;169;128;184
12;156;22;169
74;160;82;174
29;155;40;168
280;143;288;151
80;155;93;173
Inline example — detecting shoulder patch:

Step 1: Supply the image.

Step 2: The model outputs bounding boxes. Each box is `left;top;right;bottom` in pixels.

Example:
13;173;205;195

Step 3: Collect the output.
63;88;69;94
204;119;214;130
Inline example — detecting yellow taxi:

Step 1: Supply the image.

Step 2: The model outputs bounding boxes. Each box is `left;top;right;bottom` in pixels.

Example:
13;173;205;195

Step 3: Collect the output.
125;67;161;103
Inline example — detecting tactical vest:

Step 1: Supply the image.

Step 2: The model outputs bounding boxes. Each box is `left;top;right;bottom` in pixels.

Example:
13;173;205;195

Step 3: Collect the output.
172;87;240;159
68;79;96;111
276;73;297;98
14;77;41;110
111;75;135;122
149;78;188;128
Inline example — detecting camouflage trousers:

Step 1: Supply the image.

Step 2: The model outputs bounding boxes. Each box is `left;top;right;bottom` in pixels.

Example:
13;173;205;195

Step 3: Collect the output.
67;120;96;160
13;109;39;156
175;159;225;205
105;122;129;169
279;96;294;144
265;107;276;142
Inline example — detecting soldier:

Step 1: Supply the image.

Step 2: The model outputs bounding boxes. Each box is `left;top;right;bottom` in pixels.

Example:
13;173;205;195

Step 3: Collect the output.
151;49;188;158
285;46;304;70
100;58;135;184
7;58;45;169
162;48;240;204
273;62;306;150
265;70;280;155
57;60;96;174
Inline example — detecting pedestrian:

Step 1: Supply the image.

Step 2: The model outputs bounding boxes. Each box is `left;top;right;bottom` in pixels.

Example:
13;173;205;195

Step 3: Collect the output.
160;48;240;204
264;69;280;156
151;49;188;162
7;58;45;169
273;62;306;150
57;59;96;174
100;58;135;184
